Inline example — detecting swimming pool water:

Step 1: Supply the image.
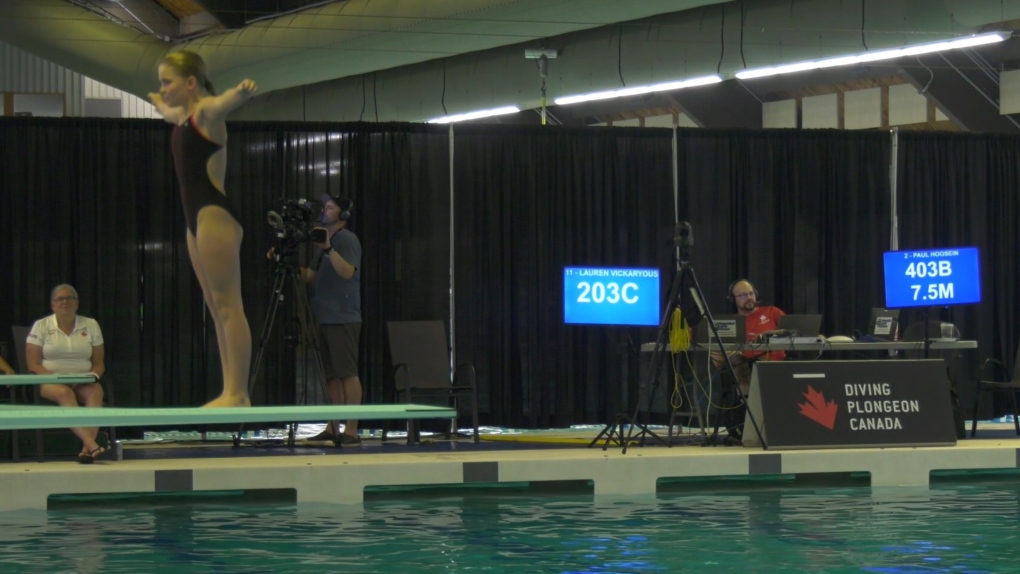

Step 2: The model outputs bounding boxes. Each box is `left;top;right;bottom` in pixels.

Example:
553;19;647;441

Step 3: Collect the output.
0;475;1017;573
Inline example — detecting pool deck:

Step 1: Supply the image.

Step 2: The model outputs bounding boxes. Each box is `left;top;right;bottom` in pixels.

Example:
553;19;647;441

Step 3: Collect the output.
2;425;1019;511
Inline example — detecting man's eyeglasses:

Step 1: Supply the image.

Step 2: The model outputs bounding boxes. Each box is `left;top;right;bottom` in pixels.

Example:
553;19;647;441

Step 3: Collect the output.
733;292;755;300
52;296;78;303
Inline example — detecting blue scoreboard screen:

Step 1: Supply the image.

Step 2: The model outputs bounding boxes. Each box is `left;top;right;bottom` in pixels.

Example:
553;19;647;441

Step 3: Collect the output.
882;247;981;308
563;267;660;327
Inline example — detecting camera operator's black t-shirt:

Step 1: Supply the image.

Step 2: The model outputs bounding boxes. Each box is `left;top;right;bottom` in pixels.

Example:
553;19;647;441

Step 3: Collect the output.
311;228;361;324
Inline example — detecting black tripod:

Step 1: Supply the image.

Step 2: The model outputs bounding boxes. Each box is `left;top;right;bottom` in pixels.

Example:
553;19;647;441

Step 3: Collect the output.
591;223;767;452
589;225;695;451
238;248;330;446
587;266;681;451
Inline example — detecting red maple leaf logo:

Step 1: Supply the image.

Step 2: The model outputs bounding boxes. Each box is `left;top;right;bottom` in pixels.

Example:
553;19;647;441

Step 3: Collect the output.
798;385;838;430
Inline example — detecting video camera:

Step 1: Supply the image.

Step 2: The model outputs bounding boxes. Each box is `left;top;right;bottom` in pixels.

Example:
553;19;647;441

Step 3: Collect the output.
267;198;326;250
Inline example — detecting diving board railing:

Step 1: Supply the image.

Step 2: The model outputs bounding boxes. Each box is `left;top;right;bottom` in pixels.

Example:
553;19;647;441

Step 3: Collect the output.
3;374;97;387
3;374;99;462
0;403;457;431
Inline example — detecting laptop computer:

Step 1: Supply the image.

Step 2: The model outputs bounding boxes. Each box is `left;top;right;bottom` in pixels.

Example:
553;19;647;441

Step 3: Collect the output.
775;314;823;337
695;315;746;345
866;307;900;340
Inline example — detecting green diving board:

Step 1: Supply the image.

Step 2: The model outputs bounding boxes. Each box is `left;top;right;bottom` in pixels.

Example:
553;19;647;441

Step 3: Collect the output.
1;374;96;385
0;404;457;431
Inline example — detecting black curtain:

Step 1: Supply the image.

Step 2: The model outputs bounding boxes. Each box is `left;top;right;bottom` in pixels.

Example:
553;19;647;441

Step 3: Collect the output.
1;118;449;410
4;116;1020;426
227;122;450;407
897;132;1020;416
677;129;893;338
452;125;675;428
0;118;187;407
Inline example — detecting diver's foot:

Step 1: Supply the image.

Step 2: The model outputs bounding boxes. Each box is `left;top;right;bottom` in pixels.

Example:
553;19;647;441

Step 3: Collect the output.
202;395;251;408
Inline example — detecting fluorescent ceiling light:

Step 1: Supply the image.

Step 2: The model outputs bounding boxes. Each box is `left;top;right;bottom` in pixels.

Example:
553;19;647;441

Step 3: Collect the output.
428;106;521;124
554;75;722;106
735;32;1006;80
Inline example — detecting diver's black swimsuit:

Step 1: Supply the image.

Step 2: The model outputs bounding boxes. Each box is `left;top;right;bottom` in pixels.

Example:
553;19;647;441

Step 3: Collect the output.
170;115;240;235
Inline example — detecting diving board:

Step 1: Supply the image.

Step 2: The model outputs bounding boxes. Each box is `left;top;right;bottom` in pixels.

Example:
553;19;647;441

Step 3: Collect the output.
0;404;457;431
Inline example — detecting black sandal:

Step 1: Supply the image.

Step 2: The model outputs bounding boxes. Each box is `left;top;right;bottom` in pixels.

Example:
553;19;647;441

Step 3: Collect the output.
77;446;108;464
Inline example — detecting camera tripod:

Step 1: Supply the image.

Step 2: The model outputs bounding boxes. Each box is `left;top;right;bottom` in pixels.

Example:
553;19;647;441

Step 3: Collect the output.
588;254;688;451
590;224;766;452
663;261;766;449
239;249;331;446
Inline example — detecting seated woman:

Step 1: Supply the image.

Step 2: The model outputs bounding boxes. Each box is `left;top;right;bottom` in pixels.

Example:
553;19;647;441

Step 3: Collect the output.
0;355;13;375
25;284;108;463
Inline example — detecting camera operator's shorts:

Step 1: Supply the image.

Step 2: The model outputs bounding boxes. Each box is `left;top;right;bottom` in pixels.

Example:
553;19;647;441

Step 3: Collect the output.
319;323;361;380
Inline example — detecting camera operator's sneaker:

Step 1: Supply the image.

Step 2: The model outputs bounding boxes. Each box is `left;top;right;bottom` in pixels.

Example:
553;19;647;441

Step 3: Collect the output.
335;433;362;447
307;429;335;442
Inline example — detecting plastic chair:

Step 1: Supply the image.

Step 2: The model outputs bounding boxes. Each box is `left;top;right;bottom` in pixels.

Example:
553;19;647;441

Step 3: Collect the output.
12;326;29;376
383;320;479;444
970;340;1020;437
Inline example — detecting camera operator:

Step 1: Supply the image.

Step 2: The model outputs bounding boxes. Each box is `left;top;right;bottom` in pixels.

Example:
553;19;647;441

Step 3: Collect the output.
299;194;363;446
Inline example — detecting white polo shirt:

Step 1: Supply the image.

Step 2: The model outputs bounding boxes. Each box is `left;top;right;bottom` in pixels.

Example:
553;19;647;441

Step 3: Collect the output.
26;314;104;374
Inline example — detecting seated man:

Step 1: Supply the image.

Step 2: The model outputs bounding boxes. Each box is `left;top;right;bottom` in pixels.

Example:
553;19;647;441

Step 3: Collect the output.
711;279;786;441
